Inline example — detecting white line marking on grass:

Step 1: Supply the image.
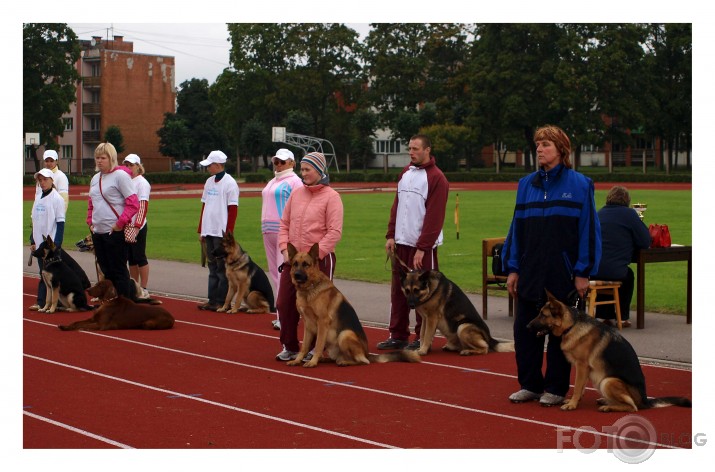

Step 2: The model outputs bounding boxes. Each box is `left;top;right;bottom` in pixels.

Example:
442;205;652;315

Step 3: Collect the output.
23;410;135;449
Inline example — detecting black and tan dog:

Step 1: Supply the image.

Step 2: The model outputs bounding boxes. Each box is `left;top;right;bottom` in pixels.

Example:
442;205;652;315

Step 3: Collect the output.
33;235;92;313
213;231;275;314
287;243;420;368
398;266;514;356
58;279;174;331
528;291;692;412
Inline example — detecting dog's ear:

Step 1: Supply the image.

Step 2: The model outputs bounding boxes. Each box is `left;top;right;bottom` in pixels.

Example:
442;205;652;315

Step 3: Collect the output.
545;289;559;305
45;235;56;250
287;243;297;261
309;243;320;262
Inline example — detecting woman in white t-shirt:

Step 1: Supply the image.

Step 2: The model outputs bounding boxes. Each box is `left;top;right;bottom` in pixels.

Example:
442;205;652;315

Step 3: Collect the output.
123;154;152;297
28;168;66;311
86;142;138;298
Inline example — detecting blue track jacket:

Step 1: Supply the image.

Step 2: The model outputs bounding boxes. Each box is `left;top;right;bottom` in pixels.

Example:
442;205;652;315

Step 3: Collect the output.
503;164;601;303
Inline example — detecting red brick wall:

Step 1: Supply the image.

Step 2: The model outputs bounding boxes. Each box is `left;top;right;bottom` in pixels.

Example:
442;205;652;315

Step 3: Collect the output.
100;50;176;172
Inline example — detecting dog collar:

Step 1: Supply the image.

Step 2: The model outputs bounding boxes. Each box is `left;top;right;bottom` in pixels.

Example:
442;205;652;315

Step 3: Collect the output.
43;255;62;267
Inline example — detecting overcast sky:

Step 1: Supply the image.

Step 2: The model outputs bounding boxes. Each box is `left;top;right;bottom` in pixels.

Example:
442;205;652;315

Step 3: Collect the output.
67;23;371;87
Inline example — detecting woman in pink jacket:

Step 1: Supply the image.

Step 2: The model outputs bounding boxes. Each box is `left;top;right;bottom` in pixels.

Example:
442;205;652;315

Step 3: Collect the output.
261;149;303;331
275;152;344;361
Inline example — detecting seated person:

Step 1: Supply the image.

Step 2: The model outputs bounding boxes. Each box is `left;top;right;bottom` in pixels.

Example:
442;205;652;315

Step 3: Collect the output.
591;186;651;327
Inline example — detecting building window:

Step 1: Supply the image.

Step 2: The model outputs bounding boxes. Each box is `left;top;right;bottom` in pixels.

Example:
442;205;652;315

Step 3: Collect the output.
374;140;402;154
90;117;101;131
91;63;101;77
91;91;100;103
62;145;73;159
63;117;73;131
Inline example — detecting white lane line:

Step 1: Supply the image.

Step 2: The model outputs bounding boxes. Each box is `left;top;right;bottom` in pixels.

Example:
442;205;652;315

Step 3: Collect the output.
23;410;135;449
24;354;398;449
24;320;683;449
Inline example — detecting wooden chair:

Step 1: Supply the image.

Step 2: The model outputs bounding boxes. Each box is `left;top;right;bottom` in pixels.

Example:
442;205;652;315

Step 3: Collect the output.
586;280;623;330
481;237;515;320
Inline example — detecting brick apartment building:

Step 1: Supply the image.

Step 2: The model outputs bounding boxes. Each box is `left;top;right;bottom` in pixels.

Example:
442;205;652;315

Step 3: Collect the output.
52;35;176;174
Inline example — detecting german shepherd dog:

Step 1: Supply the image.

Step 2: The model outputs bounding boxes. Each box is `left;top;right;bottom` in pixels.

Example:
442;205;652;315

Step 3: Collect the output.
287;243;420;368
33;235;92;313
527;291;692;412
398;266;514;356
58;279;174;331
212;231;275;314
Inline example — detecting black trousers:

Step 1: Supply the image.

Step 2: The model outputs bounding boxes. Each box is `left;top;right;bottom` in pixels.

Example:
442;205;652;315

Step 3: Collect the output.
92;231;131;298
513;298;571;396
595;267;635;321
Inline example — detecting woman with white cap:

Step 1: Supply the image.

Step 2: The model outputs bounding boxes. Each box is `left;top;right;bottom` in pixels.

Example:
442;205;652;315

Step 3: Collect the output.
261;148;303;330
275;152;343;361
36;149;69;210
196;150;240;311
87;142;139;298
28;168;66;311
122;153;152;297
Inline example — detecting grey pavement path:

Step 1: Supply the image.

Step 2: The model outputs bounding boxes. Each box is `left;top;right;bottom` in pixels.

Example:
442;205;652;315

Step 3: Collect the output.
23;246;692;365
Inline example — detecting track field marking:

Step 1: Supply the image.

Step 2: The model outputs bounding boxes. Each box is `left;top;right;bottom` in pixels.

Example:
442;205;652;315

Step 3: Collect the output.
23;410;135;449
24;354;398;449
24;320;683;449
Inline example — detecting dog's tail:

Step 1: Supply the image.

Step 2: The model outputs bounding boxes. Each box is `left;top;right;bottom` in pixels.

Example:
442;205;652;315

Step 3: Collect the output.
368;351;421;364
645;396;692;409
490;339;515;353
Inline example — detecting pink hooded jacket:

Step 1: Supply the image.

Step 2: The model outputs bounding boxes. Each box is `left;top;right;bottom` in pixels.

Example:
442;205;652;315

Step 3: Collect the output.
278;183;343;260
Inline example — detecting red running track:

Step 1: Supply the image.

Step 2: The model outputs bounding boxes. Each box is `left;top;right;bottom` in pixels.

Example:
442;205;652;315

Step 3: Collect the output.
22;276;692;451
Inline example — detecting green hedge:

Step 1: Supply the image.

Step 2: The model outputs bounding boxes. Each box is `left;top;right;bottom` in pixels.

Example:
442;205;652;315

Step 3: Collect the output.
23;169;692;186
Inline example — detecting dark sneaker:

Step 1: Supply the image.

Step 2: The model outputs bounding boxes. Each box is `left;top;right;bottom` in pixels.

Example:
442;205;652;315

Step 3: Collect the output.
197;303;219;311
376;338;408;350
405;339;421;350
302;351;315;362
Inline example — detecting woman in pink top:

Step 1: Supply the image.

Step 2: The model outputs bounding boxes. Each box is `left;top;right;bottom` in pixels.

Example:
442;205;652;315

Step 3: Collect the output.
275;152;343;361
261;148;303;330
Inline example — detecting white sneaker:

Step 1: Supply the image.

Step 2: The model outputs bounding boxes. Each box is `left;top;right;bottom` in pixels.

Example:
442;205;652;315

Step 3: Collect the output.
272;319;281;330
140;288;150;299
539;393;565;407
509;389;542;403
275;347;297;361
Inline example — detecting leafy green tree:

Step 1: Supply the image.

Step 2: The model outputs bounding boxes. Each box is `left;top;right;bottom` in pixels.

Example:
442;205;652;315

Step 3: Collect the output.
349;109;378;170
157;113;192;166
240;118;271;172
421;123;473;171
23;23;81;171
104;125;125;154
175;78;229;169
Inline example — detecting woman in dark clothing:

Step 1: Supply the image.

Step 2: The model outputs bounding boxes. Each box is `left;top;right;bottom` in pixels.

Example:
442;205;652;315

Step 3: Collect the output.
591;186;651;327
503;125;602;407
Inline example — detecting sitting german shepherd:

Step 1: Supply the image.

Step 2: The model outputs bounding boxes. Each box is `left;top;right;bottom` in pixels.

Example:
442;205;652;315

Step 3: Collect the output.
397;263;514;356
287;243;420;368
58;279;174;331
528;291;692;412
211;231;275;314
33;235;92;313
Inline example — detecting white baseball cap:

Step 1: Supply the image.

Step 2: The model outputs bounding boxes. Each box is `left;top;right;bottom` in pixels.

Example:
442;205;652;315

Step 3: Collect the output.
43;150;59;160
273;148;295;161
123;154;141;165
199;150;227;167
34;168;54;180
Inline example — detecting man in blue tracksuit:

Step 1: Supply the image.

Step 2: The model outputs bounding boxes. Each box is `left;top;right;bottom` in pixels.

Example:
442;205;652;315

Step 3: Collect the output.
503;125;601;407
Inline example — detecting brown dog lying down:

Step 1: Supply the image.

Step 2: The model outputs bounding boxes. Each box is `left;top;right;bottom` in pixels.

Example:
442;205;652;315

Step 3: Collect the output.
58;279;174;331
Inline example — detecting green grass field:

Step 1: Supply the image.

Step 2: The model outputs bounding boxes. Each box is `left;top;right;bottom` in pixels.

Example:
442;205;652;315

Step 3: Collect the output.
23;188;691;315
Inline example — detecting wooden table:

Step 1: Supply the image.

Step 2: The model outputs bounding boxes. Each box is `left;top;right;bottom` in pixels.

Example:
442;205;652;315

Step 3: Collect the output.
635;246;692;329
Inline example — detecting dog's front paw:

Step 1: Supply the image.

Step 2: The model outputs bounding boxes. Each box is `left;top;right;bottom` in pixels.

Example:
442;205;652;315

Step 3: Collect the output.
216;306;228;313
286;359;302;366
227;308;239;314
561;399;579;411
302;360;319;368
417;348;429;356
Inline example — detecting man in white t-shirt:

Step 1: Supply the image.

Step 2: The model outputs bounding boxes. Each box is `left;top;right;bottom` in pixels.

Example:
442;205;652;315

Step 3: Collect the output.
196;150;239;311
36;149;69;210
